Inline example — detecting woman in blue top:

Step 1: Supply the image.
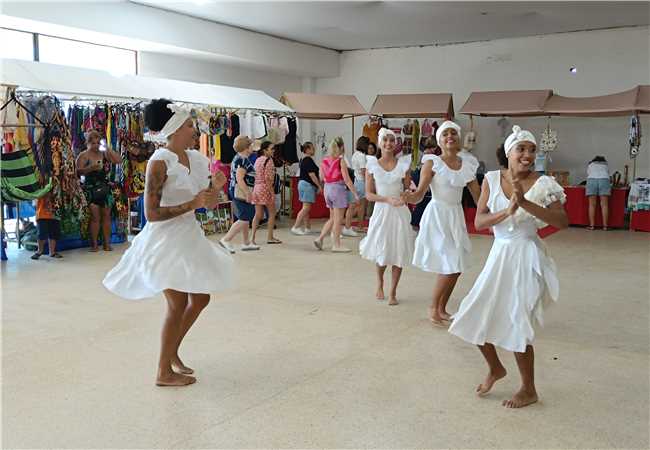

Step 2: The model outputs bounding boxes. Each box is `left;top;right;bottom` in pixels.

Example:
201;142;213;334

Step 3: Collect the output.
219;135;261;253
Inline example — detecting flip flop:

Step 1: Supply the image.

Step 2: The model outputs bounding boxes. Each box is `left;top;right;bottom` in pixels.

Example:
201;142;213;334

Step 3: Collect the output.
586;226;596;231
31;253;42;260
50;253;63;259
267;239;283;244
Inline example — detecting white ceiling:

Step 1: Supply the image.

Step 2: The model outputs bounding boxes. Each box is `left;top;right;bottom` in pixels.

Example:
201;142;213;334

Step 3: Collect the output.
131;1;649;51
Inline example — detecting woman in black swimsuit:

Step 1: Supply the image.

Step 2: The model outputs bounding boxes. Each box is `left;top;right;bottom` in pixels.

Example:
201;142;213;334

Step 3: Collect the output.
76;130;122;252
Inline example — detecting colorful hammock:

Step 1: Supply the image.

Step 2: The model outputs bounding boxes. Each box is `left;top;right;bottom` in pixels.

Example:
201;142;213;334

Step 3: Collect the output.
1;150;52;202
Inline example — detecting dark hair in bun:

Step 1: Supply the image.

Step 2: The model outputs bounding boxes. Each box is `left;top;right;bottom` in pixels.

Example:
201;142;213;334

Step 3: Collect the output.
144;98;174;132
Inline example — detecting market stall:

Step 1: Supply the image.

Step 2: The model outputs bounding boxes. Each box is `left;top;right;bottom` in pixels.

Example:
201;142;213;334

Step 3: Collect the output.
280;92;367;219
460;86;650;231
460;90;553;117
1;58;293;259
542;87;644;228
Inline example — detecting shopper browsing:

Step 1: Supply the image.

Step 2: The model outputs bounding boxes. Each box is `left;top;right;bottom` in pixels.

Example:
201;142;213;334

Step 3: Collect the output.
251;141;282;245
292;142;322;235
314;138;358;253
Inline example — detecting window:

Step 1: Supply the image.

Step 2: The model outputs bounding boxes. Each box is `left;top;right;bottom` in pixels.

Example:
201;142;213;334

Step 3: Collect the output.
0;28;33;61
38;35;136;75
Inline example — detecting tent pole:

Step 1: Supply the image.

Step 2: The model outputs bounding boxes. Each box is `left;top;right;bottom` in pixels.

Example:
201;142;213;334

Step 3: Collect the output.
351;116;355;157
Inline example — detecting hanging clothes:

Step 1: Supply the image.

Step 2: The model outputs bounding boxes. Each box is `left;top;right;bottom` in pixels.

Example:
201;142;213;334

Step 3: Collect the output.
280;116;299;164
411;119;420;169
363;119;381;145
402;121;413;155
240;110;267;140
219;113;239;163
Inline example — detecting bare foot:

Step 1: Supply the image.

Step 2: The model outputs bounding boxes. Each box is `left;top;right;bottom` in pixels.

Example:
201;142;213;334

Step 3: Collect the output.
89;246;99;253
476;366;507;396
171;356;194;375
155;372;196;387
376;287;385;301
103;245;113;252
388;296;399;306
429;307;446;326
502;387;538;408
439;310;453;321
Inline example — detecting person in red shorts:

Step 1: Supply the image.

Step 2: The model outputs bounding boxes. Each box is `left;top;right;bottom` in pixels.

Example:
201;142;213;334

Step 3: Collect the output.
31;190;62;260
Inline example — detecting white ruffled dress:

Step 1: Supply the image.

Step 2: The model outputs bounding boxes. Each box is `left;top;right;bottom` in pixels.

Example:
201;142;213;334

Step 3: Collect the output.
449;171;566;352
412;154;478;274
103;148;234;300
359;155;415;268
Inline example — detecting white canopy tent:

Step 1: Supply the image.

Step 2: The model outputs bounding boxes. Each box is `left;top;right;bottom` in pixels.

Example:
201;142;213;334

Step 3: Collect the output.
0;58;293;113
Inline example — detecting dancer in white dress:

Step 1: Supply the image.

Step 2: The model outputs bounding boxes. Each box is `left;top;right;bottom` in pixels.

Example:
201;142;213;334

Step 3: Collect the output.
405;121;480;324
103;99;233;387
359;128;415;306
449;126;568;408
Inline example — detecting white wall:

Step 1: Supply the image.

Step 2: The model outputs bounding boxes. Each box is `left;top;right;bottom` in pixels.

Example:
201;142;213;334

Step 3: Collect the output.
315;26;650;183
138;52;303;99
1;1;339;77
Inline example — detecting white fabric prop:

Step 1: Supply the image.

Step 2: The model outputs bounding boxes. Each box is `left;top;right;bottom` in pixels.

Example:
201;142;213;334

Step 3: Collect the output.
436;120;462;146
505;125;536;156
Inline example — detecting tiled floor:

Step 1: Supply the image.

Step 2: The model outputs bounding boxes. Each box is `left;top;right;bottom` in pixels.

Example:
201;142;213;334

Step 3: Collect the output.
2;225;649;448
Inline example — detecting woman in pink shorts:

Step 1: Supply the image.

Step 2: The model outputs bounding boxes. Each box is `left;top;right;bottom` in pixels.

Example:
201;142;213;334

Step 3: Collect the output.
314;138;358;253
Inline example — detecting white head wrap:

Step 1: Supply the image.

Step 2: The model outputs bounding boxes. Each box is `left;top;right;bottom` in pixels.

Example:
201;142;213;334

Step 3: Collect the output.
144;103;192;143
436;120;462;147
504;125;536;156
378;127;396;149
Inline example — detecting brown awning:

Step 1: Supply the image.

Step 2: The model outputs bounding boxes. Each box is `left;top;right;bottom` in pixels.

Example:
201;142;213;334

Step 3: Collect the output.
636;85;650;114
279;92;367;120
460;90;553;117
544;87;640;117
369;93;454;118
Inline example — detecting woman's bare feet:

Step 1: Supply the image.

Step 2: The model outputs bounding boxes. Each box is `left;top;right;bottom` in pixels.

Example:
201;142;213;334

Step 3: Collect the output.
429;307;446;326
476;366;507;396
376;287;385;301
103;245;113;252
439;310;453;321
171;355;194;375
89;246;99;253
502;387;538;408
156;372;196;387
388;296;399;306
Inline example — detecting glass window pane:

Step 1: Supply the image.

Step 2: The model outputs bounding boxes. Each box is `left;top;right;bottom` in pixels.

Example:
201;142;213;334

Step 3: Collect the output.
39;36;136;75
0;28;34;61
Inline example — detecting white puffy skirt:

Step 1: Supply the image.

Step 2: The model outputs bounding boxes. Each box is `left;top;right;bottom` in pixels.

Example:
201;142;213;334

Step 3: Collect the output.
103;212;234;300
359;203;414;268
412;200;471;274
448;235;559;353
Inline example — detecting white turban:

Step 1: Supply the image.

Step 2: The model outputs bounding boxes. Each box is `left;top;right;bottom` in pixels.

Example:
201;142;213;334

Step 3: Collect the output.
378;127;396;149
436;120;462;146
504;125;536;156
144;103;191;143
